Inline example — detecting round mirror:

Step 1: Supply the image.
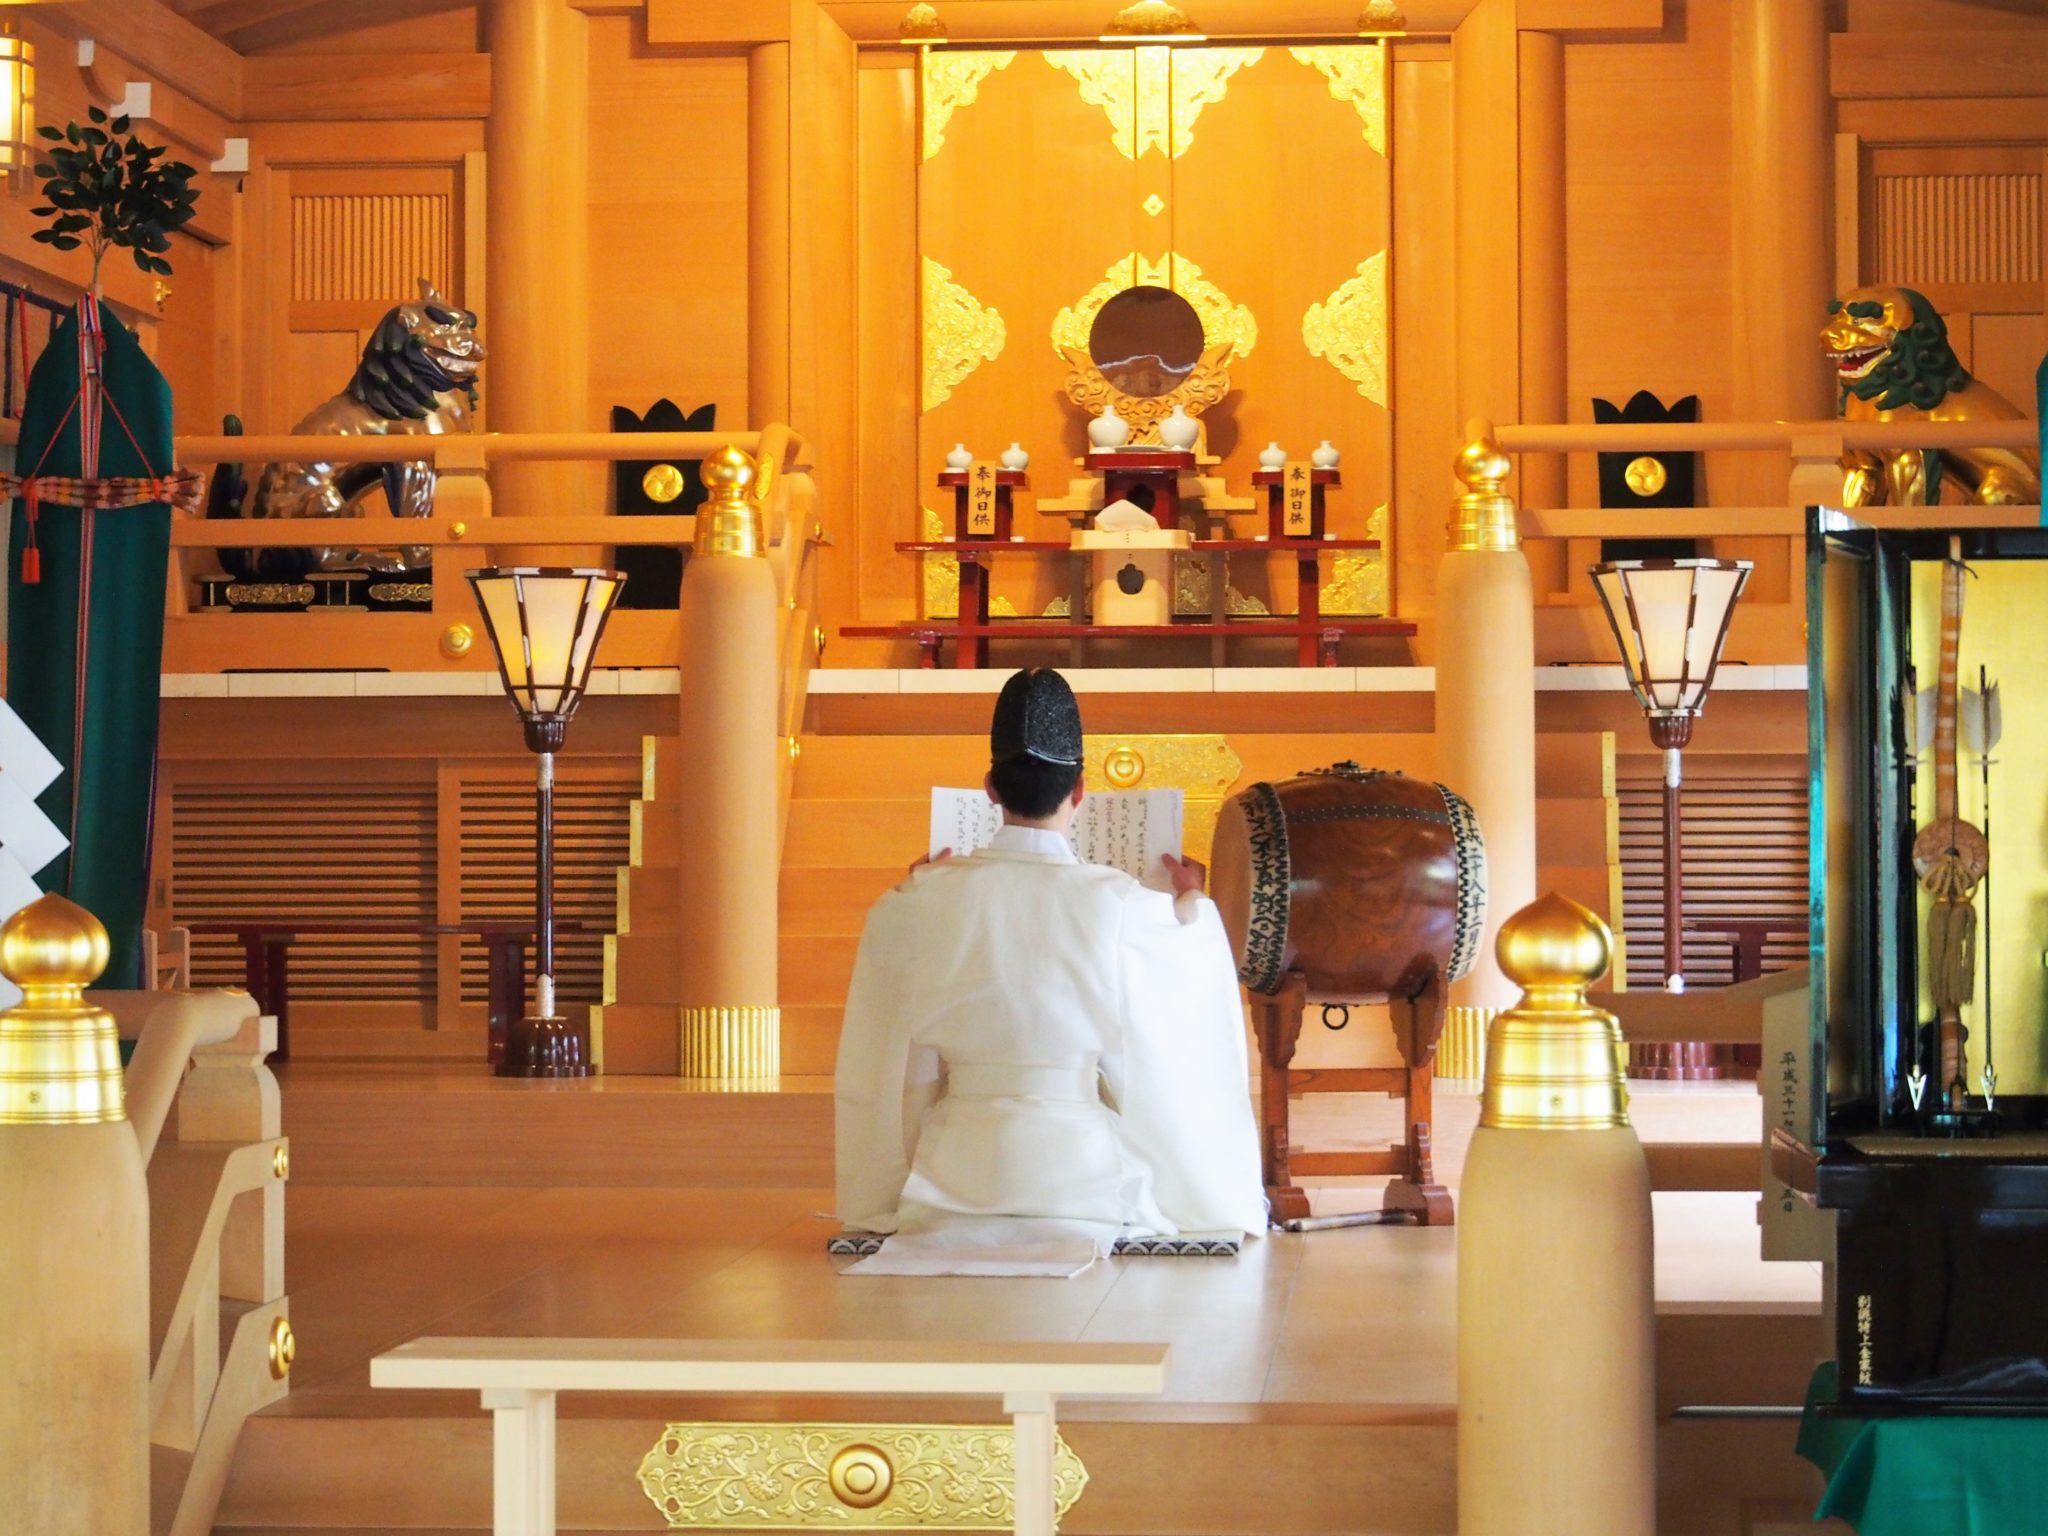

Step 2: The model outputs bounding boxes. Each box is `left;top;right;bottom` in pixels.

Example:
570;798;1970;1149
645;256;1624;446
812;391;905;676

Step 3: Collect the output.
1087;286;1205;398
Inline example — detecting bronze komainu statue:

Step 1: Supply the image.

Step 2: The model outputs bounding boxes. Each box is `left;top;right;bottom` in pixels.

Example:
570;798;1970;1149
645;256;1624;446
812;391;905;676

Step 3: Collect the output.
210;278;484;578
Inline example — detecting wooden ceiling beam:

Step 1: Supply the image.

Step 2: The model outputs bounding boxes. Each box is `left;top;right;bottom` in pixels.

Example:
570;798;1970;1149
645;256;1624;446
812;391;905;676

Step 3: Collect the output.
185;0;331;39
34;0;244;118
225;0;477;53
243;53;492;121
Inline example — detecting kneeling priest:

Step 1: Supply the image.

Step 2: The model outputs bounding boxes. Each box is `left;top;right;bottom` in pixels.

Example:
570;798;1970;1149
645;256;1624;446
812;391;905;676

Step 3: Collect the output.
834;668;1266;1268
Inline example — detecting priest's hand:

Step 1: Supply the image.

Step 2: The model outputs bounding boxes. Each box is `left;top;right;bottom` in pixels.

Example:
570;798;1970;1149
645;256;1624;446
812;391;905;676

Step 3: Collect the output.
1161;854;1206;897
898;848;956;889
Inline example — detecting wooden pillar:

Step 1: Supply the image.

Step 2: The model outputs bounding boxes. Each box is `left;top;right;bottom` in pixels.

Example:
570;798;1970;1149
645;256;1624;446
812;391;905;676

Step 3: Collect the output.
1730;0;1833;507
1517;29;1569;594
1453;0;1523;436
484;0;595;537
749;42;793;426
674;449;780;1081
1437;426;1537;1015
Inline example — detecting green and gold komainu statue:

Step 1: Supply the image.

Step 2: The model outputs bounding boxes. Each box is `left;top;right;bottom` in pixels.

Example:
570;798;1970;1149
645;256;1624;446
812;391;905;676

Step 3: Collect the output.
1822;284;2041;507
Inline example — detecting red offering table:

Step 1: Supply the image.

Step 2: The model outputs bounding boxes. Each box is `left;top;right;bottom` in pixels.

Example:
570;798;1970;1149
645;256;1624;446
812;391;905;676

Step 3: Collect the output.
879;537;1387;668
1086;448;1195;528
1252;464;1339;539
932;467;1031;666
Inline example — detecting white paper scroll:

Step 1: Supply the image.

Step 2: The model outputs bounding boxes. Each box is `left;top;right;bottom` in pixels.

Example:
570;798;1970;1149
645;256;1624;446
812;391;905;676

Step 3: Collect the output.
0;697;67;1009
929;787;1184;890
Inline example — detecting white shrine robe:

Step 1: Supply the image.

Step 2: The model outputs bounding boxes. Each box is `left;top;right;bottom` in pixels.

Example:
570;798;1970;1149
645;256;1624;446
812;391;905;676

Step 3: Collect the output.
834;824;1267;1261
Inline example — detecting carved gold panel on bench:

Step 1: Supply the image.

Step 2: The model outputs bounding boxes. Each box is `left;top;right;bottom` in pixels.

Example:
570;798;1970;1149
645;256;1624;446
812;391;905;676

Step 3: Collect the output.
636;1422;1087;1528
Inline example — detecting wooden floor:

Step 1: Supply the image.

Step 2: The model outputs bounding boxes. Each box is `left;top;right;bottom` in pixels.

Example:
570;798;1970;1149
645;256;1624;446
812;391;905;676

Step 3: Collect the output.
218;1068;1830;1534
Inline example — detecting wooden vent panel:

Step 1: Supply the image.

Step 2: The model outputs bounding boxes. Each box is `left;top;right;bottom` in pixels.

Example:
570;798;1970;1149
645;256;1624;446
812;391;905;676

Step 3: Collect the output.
1617;770;1808;991
1870;171;2043;289
455;773;635;1006
170;784;438;1001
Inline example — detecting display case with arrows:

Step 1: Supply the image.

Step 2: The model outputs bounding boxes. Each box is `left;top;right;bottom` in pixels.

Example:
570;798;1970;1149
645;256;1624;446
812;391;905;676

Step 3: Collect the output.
1799;509;2048;1412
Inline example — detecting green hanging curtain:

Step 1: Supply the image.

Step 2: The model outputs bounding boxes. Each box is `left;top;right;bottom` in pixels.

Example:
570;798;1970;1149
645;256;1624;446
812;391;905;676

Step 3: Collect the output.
5;300;176;989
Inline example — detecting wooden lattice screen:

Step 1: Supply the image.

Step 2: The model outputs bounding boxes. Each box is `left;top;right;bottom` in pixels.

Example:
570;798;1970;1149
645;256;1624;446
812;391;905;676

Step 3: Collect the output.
165;763;635;1039
1617;757;1809;991
453;772;635;1006
172;780;440;1002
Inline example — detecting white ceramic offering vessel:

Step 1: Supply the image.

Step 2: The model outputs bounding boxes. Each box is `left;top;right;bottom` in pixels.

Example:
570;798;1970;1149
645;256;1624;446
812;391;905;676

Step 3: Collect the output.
945;442;973;471
1000;442;1030;471
1159;403;1199;451
1088;405;1131;450
1312;439;1341;469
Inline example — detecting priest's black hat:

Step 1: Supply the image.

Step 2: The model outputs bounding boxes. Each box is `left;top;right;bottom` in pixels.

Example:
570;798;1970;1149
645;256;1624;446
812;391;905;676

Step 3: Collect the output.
990;667;1084;767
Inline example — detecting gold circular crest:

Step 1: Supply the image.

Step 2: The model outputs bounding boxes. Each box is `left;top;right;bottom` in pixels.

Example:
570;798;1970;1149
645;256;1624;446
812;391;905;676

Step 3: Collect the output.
1102;745;1146;789
828;1445;893;1509
272;1144;291;1180
1623;455;1668;497
440;623;475;659
641;463;687;504
267;1317;297;1380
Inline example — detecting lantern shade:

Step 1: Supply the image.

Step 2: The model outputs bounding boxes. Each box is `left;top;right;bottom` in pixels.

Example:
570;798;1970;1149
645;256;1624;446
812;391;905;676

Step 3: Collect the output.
1590;558;1751;722
0;22;32;186
467;568;625;747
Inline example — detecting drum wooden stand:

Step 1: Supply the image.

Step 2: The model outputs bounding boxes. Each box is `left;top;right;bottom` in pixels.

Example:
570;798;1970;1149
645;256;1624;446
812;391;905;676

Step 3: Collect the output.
1251;970;1455;1226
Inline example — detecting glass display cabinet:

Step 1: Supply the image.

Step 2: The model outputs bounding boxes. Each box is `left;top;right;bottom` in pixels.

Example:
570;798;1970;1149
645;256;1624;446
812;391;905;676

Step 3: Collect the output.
1800;508;2048;1412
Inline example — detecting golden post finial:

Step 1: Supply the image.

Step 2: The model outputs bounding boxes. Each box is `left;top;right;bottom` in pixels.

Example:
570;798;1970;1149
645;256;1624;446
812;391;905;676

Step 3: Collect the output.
899;2;947;42
0;894;127;1125
1448;417;1520;553
1478;892;1630;1131
695;445;766;559
1357;0;1407;34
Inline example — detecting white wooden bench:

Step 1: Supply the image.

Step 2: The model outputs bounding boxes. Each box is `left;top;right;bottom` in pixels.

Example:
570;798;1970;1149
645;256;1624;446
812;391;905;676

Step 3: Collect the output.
370;1337;1170;1536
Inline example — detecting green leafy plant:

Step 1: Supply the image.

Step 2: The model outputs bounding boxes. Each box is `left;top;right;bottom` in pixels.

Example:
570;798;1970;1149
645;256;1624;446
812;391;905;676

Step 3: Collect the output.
29;107;201;295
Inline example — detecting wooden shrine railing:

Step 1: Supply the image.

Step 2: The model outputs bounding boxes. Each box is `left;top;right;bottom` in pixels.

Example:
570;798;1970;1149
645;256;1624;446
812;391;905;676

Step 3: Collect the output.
103;989;290;1536
160;425;819;678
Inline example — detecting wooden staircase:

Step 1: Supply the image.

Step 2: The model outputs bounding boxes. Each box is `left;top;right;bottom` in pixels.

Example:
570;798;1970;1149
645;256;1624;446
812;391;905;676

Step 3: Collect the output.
593;726;1624;1079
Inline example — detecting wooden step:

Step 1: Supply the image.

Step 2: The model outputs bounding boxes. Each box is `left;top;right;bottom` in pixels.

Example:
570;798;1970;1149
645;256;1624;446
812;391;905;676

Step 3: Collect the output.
276;1072;833;1187
780;800;928;869
616;864;681;932
607;934;859;1008
589;1003;678;1075
1534;797;1619;866
780;866;902;936
1537;863;1623;928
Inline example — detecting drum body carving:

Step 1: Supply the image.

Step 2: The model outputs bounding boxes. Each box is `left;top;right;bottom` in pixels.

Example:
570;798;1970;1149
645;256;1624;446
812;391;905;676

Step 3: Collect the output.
1212;763;1487;1005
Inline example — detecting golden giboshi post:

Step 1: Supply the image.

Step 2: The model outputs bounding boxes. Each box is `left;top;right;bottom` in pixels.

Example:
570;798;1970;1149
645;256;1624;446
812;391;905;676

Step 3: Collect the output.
1457;893;1655;1536
0;894;151;1536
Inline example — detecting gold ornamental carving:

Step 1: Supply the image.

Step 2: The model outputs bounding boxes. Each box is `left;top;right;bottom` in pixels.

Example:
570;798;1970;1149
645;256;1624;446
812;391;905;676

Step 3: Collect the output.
1302;250;1389;407
919;508;1017;620
921;50;1016;160
922;258;1006;412
636;1421;1088;1529
899;3;946;43
1171;558;1266;619
1082;733;1242;863
1043;47;1263;162
1322;502;1389;616
1288;45;1386;156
